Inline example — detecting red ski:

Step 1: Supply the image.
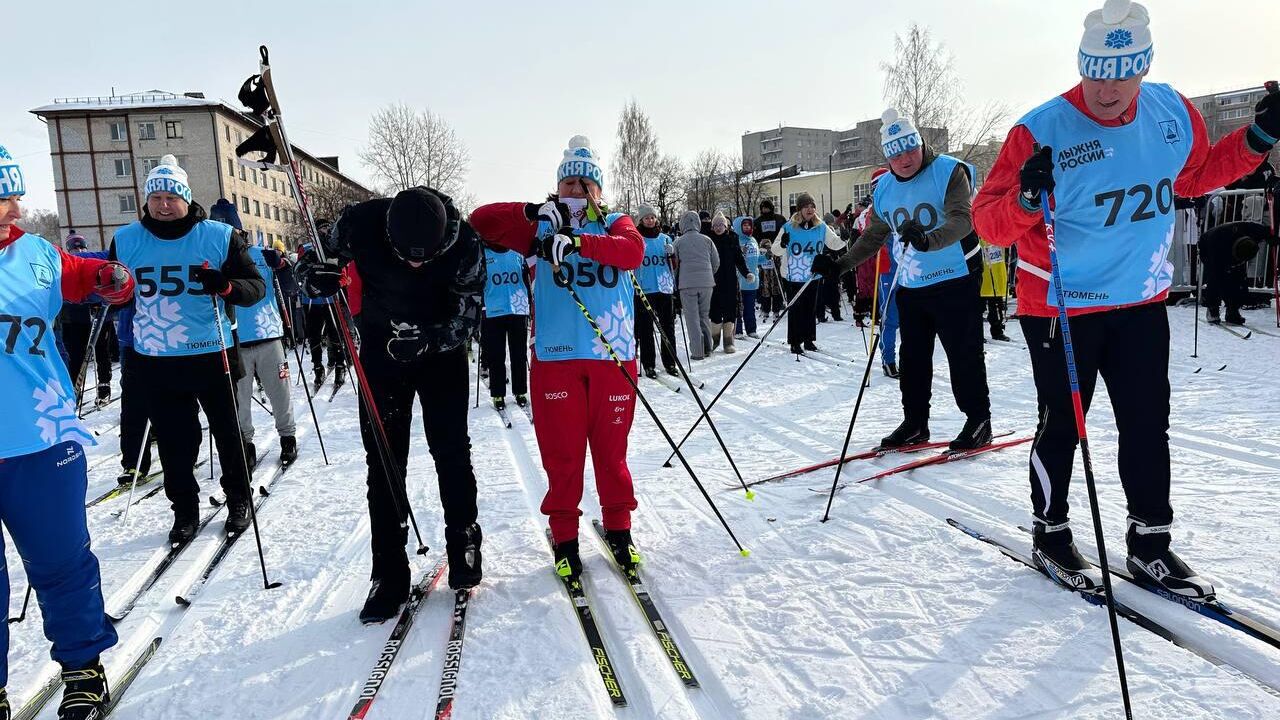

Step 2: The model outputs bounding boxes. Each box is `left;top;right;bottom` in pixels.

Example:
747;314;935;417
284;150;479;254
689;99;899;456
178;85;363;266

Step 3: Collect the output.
813;436;1033;493
748;432;1013;488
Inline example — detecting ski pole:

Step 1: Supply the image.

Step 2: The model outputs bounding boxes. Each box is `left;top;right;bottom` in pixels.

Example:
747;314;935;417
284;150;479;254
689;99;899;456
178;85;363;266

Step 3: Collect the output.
74;304;110;417
206;269;282;591
251;393;274;417
1037;168;1133;719
274;273;328;464
474;331;481;409
121;419;152;525
820;259;903;523
661;273;819;469
7;586;31;624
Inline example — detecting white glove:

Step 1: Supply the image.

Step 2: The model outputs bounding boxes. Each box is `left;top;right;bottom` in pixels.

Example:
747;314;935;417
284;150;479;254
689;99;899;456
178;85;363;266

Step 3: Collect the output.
537;201;568;230
746;273;757;283
540;233;579;265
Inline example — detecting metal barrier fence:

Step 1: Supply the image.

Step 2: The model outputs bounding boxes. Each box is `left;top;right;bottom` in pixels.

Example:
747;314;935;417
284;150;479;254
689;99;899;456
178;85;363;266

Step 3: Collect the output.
1170;188;1278;299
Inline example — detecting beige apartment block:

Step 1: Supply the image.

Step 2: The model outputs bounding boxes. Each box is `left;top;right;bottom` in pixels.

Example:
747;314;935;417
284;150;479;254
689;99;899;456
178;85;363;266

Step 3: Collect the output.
31;91;371;250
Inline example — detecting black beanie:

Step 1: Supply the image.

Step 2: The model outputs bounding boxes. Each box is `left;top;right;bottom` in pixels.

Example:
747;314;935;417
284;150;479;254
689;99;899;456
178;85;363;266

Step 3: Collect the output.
386;187;450;262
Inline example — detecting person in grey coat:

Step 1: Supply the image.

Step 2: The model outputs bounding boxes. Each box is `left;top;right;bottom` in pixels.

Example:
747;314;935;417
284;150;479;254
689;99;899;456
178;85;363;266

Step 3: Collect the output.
673;210;719;360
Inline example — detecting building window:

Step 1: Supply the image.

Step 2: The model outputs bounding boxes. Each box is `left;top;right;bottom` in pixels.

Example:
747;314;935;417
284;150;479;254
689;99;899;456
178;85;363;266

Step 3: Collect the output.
274;205;281;221
251;168;258;184
239;165;246;181
140;157;159;174
225;124;231;142
138;122;156;141
254;200;261;217
261;172;268;188
109;121;127;141
165;121;183;139
241;196;250;214
236;130;243;144
232;193;238;206
227;158;235;177
119;194;137;214
113;158;132;177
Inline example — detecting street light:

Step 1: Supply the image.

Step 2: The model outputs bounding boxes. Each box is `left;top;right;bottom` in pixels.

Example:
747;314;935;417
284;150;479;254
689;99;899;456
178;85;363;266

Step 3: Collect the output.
828;149;838;216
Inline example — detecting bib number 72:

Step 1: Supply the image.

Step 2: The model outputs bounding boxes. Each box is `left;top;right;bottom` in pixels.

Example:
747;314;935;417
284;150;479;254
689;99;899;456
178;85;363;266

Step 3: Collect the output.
1094;178;1174;228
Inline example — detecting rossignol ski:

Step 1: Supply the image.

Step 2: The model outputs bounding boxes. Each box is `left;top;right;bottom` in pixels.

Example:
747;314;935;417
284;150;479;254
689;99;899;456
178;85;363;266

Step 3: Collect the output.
433;588;473;720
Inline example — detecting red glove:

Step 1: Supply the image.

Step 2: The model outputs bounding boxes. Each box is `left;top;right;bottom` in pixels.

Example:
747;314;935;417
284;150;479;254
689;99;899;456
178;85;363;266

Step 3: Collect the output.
94;262;135;304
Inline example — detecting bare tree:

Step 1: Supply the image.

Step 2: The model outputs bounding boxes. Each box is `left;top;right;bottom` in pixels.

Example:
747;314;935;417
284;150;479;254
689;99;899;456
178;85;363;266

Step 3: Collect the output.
609;99;660;213
289;180;377;247
360;104;470;196
652;155;686;226
881;23;1010;183
725;153;765;218
686;148;730;215
23;209;64;246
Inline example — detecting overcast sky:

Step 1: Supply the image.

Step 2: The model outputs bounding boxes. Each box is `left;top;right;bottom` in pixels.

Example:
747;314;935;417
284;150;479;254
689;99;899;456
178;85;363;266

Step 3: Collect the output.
5;0;1278;214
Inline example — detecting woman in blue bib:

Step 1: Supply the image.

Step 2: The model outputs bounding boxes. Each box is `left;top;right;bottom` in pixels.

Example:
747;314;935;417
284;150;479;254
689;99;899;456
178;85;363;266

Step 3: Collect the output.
817;110;992;452
769;193;845;355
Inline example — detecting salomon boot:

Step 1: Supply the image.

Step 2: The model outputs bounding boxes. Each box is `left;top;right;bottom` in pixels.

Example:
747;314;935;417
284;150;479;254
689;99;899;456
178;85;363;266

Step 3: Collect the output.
1126;517;1214;600
445;523;484;590
1032;520;1102;592
57;658;109;720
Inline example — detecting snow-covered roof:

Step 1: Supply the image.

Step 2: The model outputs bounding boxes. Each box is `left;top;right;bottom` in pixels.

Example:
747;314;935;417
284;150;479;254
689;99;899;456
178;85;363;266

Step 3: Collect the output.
30;91;220;114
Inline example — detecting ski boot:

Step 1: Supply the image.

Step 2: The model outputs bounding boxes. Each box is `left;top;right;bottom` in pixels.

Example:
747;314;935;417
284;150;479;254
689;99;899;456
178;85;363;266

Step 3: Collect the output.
445;523;484;590
790;343;804;356
360;561;410;624
603;528;641;575
332;364;347;388
803;340;818;352
117;469;142;487
664;364;680;377
168;503;200;545
643;367;658;380
312;366;326;392
515;394;529;408
949;417;992;451
491;396;506;411
882;362;900;379
95;383;111;408
879;419;929;448
224;496;251;536
1224;308;1246;326
1126;517;1214;600
553;537;583;583
1032;520;1101;592
57;658;109;720
279;436;298;466
747;331;760;339
1206;307;1221;324
241;439;257;471
991;331;1011;342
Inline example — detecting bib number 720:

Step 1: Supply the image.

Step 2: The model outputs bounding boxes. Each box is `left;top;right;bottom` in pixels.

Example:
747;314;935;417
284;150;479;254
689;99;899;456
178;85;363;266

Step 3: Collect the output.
1094;178;1174;228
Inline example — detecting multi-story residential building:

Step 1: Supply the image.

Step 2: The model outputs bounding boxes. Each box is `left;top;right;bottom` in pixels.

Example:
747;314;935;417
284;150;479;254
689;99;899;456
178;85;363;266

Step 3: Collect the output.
742;120;948;173
31;90;372;250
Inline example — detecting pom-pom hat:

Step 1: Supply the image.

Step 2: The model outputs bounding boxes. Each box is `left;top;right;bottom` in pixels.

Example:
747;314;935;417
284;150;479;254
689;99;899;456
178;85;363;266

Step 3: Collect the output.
1078;0;1153;80
880;109;921;159
144;154;192;203
557;135;604;190
0;145;25;199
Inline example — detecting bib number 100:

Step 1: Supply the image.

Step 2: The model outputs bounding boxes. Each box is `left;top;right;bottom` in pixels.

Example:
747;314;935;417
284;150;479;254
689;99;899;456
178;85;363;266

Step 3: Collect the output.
552;260;620;289
1094;178;1174;228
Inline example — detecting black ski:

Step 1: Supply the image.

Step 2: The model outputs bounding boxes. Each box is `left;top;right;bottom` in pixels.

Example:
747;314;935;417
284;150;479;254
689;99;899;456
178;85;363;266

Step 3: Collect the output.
516;401;533;425
948;518;1280;699
544;530;626;707
348;558;448;720
106;501;224;623
1210;323;1252;339
433;588;473;720
87;458;209;509
329;374;347;401
1016;526;1280;653
591;520;699;688
493;405;512;429
15;638;163;720
13;672;60;720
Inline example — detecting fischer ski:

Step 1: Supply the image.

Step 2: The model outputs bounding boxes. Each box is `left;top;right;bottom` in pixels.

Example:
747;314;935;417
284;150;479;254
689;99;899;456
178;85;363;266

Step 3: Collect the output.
545;530;626;707
814;436;1032;493
493;404;512;429
948;518;1280;699
591;520;699;688
348;558;448;720
433;588;473;720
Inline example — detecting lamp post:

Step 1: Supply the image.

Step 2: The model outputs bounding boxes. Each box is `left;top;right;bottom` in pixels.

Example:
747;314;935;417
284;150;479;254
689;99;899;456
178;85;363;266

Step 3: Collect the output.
828;149;838;216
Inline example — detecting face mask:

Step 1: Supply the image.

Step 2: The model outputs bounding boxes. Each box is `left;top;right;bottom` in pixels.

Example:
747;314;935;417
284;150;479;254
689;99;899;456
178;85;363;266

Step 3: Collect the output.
561;197;590;229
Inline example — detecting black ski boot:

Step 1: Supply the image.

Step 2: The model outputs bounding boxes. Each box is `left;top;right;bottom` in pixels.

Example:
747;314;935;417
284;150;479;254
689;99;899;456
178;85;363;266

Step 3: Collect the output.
879;419;929;448
95;383;111;408
790;343;804;356
515;394;529;408
312;366;326;391
224;497;251;536
643;366;658;380
664;364;680;377
333;364;347;388
445;523;484;590
117;469;141;487
882;362;900;379
1224;308;1246;326
1206;307;1221;324
360;562;411;624
1126;517;1214;600
991;331;1011;342
168;503;200;545
491;396;506;411
58;658;109;720
241;439;257;471
553;537;583;583
949;417;992;451
279;436;298;466
803;340;818;352
603;528;641;574
1032;520;1101;591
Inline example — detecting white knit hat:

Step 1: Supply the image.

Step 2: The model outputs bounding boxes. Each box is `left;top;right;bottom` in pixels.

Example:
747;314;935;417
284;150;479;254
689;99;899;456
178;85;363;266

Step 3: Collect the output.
0;145;25;198
144;154;192;203
1078;0;1153;80
556;135;604;190
880;109;921;159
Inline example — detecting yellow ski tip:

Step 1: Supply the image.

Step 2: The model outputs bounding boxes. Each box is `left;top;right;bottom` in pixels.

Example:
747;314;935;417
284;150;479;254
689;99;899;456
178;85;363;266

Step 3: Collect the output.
745;489;756;501
739;548;751;557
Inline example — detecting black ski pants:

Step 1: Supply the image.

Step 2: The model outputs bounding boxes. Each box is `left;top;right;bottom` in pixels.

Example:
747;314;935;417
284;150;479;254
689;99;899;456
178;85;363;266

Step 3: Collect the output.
481;314;528;398
304;303;344;371
359;342;477;580
634;292;677;371
895;272;990;425
128;349;251;511
783;279;819;346
1021;302;1172;528
118;350;153;476
1201;263;1249;315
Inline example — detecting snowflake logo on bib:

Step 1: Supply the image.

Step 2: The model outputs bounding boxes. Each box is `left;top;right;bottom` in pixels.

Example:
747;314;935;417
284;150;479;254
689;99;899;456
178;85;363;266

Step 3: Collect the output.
32;379;93;447
510;289;530;316
591;300;634;360
1142;224;1176;300
254;304;282;338
658;272;675;294
134;296;190;354
1104;29;1134;49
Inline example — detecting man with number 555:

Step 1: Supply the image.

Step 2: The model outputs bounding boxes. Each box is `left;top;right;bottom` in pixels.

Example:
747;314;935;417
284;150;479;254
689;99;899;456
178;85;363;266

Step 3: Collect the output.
974;0;1278;598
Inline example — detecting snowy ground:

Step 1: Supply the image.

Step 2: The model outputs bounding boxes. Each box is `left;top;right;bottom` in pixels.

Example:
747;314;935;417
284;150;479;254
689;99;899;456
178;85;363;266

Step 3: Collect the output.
7;301;1280;719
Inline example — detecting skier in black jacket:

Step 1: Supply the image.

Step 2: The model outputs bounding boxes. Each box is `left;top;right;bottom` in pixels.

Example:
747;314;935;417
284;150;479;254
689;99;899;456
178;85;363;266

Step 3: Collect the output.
299;186;485;623
1197;221;1270;325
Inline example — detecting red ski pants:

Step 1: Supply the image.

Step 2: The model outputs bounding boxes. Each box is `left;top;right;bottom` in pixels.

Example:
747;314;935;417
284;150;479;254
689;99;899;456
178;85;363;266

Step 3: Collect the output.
531;357;638;543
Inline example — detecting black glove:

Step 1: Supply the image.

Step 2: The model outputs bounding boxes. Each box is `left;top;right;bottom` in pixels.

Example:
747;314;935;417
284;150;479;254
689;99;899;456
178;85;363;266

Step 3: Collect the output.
192;265;230;295
301;259;342;298
1250;86;1280;151
1019;144;1055;208
811;253;838;279
897;220;930;252
424;318;468;354
525;200;572;233
386;321;427;361
539;233;580;265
